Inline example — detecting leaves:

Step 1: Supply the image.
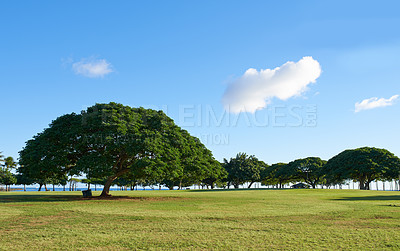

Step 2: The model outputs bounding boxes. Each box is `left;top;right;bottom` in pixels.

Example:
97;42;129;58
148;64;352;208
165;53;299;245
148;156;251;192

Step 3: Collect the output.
325;147;400;189
18;102;222;194
224;153;267;188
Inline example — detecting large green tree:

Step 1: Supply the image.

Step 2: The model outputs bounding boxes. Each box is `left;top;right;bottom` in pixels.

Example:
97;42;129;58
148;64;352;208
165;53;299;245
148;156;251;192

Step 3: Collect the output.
286;157;327;188
19;102;220;196
0;168;17;191
224;153;266;188
201;161;228;189
261;163;294;188
324;147;400;190
1;156;18;191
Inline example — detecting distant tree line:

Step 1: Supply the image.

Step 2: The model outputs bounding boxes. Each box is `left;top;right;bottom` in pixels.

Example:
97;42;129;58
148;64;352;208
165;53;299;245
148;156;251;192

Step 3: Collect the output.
3;147;400;192
2;103;400;195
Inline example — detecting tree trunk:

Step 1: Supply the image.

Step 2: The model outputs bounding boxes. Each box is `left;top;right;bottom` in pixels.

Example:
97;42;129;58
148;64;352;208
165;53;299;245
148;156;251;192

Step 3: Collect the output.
53;184;55;191
247;181;254;189
88;183;91;190
38;183;43;191
24;184;26;192
44;184;48;191
100;169;129;197
100;177;115;196
100;177;116;196
359;177;366;190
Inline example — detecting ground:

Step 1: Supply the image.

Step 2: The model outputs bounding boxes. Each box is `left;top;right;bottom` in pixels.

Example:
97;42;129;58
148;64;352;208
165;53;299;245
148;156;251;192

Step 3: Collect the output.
0;189;399;250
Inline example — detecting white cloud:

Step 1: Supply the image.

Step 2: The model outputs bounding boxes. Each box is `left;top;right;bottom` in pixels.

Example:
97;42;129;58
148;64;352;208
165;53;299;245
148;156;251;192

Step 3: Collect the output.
355;95;399;113
72;57;113;78
222;56;322;113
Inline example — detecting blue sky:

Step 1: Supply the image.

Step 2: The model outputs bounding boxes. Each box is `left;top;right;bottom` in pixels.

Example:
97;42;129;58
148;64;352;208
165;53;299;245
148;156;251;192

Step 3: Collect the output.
1;0;400;164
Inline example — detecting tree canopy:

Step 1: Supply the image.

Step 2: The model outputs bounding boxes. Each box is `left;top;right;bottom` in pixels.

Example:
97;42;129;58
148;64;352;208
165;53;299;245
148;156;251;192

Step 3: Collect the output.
19;102;224;196
223;153;267;188
286;157;327;188
324;147;400;190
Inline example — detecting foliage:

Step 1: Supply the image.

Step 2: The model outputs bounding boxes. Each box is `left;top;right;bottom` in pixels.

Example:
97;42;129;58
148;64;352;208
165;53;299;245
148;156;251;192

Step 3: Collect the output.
0;167;17;188
261;163;295;188
286;157;327;188
19;103;221;196
325;147;400;190
224;153;267;188
3;156;17;169
15;174;35;186
18;113;82;189
0;155;18;191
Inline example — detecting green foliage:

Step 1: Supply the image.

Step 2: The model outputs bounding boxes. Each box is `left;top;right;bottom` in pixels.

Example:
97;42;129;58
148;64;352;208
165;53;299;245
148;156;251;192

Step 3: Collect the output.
325;147;400;190
201;161;228;189
286;157;327;188
3;156;17;169
18;113;82;188
15;174;35;186
19;102;221;196
0;167;17;187
261;163;293;188
224;153;267;188
0;155;18;190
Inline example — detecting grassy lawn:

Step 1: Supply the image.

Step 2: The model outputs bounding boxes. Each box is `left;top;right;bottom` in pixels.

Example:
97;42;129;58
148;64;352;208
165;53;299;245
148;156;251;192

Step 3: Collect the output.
1;189;400;250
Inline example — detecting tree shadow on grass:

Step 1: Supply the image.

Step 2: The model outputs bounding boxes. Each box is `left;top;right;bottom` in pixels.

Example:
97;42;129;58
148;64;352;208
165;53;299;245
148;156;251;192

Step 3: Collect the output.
0;194;83;203
334;195;400;201
0;194;123;203
0;194;182;203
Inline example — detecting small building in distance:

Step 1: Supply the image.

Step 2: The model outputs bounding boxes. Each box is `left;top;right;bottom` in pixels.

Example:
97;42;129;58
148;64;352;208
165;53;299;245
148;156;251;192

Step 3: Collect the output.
291;183;310;189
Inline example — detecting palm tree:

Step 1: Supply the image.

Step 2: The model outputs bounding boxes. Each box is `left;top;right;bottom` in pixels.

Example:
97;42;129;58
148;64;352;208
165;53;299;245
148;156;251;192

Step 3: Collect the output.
4;156;17;169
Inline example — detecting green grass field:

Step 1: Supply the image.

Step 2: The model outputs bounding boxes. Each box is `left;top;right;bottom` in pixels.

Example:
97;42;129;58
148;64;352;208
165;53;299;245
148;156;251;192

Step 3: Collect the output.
1;189;400;250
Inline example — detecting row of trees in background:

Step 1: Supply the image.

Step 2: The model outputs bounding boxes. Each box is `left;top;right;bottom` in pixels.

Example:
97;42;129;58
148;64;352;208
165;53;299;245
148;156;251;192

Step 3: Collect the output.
4;147;400;192
1;153;92;192
260;147;400;190
2;103;400;195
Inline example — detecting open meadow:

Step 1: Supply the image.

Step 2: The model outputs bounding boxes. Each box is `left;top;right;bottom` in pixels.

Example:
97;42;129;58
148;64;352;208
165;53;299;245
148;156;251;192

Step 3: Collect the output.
1;189;400;250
